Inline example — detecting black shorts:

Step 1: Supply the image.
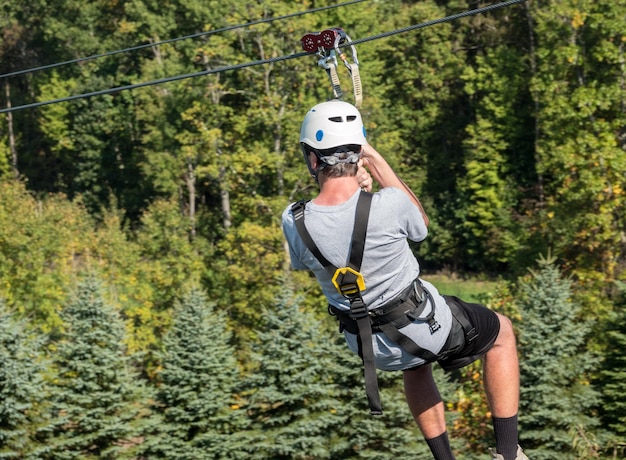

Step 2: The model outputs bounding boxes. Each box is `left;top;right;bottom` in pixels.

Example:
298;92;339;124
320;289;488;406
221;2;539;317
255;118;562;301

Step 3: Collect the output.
436;296;500;372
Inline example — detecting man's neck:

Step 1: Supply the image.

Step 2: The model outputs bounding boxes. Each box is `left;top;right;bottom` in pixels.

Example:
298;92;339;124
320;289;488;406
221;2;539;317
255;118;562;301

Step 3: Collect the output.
313;177;360;206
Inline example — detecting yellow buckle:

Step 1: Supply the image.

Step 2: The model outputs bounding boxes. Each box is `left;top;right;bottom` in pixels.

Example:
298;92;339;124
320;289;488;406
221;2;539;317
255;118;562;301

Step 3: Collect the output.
332;267;366;297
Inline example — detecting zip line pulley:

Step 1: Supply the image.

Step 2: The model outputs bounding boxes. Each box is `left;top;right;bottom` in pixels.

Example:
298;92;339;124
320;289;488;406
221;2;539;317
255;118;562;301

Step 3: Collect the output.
300;27;363;108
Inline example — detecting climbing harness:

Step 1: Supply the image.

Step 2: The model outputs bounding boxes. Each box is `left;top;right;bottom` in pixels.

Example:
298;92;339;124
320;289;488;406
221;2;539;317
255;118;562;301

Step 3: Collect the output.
300;27;363;108
329;280;442;360
291;191;450;415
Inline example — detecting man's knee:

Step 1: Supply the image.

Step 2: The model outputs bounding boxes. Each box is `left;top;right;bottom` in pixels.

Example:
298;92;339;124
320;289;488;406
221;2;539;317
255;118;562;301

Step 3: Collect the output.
495;313;516;347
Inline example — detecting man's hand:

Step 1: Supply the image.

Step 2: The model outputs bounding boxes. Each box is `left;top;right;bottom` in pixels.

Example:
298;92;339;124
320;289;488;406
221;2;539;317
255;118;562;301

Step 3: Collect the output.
356;159;373;192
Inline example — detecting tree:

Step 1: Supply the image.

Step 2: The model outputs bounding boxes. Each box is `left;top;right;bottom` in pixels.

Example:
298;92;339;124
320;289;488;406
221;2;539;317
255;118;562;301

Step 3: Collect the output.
240;279;436;459
457;42;532;272
329;348;457;460
127;198;209;359
0;301;49;458
517;254;600;459
42;277;148;459
0;180;96;332
2;1;626;454
140;288;246;459
239;284;346;459
596;281;626;458
527;0;626;284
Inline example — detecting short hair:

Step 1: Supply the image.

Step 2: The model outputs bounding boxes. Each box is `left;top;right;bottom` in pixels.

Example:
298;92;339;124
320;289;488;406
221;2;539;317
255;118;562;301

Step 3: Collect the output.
316;151;359;180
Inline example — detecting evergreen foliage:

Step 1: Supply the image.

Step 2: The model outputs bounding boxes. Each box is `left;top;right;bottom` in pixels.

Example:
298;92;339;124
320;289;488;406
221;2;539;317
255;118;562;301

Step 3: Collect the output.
140;288;246;459
0;0;624;455
240;280;439;459
0;301;48;459
597;281;626;457
517;254;600;459
328;351;457;460
240;285;347;459
41;277;147;459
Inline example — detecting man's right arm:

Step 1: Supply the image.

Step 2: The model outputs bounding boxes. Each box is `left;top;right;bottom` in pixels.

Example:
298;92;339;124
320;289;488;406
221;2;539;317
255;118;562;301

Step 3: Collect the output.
360;144;429;226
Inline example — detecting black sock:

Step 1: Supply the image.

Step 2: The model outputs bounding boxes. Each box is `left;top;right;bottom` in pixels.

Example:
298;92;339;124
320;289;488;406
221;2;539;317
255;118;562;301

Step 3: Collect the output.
425;431;456;460
492;414;518;460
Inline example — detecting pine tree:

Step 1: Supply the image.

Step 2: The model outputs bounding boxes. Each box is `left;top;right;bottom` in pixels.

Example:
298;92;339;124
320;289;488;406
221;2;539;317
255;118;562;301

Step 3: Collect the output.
240;281;434;459
41;277;148;459
140;288;246;459
597;281;626;457
0;301;48;459
517;254;600;459
239;285;344;459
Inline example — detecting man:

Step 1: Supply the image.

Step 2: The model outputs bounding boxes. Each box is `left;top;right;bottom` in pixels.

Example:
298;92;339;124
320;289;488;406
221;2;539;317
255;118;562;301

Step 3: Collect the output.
281;100;528;460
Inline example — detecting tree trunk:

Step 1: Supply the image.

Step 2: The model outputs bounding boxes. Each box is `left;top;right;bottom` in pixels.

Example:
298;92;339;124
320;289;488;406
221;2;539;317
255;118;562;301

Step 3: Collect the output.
5;80;18;178
186;156;197;239
218;155;231;231
524;1;543;208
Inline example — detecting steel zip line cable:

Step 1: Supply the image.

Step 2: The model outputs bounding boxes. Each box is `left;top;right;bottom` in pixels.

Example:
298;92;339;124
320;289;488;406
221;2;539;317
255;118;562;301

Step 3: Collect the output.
0;0;369;80
0;0;527;115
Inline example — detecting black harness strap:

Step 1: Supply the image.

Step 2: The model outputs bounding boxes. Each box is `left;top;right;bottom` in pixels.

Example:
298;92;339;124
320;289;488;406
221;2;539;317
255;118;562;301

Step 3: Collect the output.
329;279;441;362
445;296;478;344
292;191;382;415
291;200;333;269
347;192;371;271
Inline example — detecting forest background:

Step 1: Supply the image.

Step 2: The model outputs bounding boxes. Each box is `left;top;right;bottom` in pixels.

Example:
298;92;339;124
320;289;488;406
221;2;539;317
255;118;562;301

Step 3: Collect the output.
1;0;625;458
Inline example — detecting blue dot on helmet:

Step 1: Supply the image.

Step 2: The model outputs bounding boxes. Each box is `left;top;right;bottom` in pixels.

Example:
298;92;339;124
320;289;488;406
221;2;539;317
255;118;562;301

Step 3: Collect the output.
363;127;367;137
316;130;324;142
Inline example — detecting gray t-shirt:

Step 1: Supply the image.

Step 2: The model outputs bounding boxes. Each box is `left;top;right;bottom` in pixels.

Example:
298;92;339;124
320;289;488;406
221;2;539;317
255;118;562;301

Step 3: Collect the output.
282;187;452;370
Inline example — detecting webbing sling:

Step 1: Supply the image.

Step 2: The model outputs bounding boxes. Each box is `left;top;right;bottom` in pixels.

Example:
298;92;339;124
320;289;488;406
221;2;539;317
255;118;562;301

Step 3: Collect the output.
291;191;382;415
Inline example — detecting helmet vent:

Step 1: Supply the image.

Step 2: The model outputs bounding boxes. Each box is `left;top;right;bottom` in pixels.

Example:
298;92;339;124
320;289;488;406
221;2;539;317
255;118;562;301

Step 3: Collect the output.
327;115;357;123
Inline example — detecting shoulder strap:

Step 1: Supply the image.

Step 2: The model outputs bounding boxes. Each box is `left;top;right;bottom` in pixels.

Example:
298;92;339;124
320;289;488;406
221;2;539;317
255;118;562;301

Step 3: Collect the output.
291;199;335;269
291;192;373;271
348;191;372;271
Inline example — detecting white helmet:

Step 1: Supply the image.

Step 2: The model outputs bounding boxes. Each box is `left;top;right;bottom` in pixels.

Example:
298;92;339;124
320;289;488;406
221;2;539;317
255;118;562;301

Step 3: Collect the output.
300;100;367;178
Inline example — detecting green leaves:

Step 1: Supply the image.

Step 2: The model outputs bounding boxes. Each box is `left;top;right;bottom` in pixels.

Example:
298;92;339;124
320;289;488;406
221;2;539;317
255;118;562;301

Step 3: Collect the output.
1;0;626;456
528;0;626;281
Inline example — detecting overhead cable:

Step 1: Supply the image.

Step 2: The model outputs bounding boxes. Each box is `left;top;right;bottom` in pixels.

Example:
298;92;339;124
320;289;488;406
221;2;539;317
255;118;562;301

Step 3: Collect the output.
346;0;527;48
0;0;527;115
0;0;369;80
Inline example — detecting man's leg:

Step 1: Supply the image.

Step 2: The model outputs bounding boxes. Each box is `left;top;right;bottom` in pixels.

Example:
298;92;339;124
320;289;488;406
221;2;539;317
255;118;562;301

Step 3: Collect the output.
403;364;455;460
483;313;521;460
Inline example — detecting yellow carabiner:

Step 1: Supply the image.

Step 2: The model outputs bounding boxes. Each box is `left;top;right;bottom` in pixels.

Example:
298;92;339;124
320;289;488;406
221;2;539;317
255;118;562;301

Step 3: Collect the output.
332;267;366;298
